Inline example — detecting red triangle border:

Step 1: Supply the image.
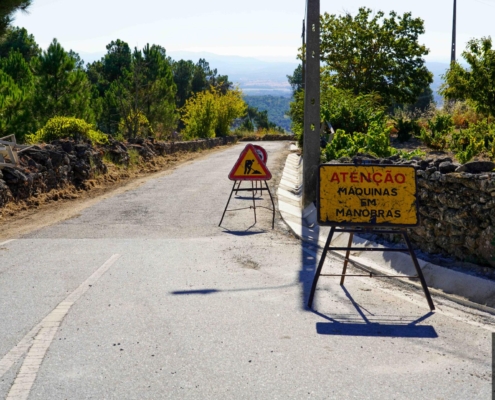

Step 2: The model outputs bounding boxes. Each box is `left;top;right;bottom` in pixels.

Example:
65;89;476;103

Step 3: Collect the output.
228;144;272;181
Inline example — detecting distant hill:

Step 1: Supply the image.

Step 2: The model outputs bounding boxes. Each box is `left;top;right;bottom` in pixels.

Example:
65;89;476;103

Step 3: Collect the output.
427;62;450;106
169;51;297;97
243;95;293;132
79;50;450;110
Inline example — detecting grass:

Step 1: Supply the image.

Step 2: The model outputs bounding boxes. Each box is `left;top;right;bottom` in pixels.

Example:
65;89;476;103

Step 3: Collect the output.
102;148;142;170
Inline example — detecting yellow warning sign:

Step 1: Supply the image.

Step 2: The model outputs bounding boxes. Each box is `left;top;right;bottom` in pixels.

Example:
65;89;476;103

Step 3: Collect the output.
318;164;418;226
229;144;272;181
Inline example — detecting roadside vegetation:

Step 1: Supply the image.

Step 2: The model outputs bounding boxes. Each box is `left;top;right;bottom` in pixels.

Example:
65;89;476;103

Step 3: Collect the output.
0;22;284;145
287;7;495;164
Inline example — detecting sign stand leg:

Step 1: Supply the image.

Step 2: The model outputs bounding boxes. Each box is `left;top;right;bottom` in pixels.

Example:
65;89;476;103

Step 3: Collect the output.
219;181;237;227
251;182;257;224
402;230;435;311
264;180;275;229
340;233;354;286
235;181;242;195
307;227;435;311
308;226;336;308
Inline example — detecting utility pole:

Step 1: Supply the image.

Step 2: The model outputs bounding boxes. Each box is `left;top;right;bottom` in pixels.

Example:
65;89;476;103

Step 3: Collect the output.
301;19;305;90
451;0;457;63
303;0;320;206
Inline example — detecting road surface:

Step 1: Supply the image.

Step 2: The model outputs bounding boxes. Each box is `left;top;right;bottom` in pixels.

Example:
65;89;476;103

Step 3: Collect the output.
0;141;493;399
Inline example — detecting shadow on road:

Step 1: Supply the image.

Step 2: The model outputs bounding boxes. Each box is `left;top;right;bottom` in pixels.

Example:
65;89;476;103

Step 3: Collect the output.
300;239;319;308
170;282;297;296
221;227;266;236
313;287;438;338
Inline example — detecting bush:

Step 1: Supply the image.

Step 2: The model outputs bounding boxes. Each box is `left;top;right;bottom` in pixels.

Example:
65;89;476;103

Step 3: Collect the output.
394;117;421;143
445;100;482;129
118;111;154;139
322;113;396;161
320;84;384;134
27;116;109;145
288;78;384;151
420;113;453;150
181;87;246;140
450;121;495;163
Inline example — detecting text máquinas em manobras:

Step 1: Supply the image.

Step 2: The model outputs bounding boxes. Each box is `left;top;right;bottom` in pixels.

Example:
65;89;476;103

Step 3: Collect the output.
319;165;418;226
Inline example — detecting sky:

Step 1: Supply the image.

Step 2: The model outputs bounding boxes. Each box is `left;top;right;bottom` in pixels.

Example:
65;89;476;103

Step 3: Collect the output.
12;0;495;64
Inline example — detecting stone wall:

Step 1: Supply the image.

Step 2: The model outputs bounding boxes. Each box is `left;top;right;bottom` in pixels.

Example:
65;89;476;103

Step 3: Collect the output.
239;134;294;142
413;159;495;268
0;136;237;209
336;155;495;268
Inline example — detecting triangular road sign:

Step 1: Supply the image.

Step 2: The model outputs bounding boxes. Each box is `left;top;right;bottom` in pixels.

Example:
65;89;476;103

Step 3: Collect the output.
229;144;272;181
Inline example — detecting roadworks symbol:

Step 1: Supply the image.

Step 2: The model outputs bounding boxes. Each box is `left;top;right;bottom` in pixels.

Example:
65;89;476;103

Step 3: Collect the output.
229;144;272;181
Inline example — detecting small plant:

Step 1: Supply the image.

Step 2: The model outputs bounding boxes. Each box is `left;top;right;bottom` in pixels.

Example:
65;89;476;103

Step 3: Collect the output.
127;148;141;167
397;148;427;160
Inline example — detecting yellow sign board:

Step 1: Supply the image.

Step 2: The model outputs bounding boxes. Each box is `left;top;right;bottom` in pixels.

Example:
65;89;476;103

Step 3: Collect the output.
318;164;418;227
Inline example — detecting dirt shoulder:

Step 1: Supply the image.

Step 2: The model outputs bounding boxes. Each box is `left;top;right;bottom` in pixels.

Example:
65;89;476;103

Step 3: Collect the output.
0;146;233;241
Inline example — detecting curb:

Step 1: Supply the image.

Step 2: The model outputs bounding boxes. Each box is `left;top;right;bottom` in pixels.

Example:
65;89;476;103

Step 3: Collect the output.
277;148;495;313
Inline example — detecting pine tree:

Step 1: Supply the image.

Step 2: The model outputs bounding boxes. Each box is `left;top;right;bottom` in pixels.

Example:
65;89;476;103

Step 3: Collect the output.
0;0;31;38
0;26;39;61
32;39;93;125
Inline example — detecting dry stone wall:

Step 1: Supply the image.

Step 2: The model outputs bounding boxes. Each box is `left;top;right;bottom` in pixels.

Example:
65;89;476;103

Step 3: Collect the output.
337;155;495;268
0;136;237;209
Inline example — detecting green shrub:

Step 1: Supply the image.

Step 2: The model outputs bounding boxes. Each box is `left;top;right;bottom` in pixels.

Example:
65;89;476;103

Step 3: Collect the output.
322;113;396;161
320;85;384;134
394;117;421;143
27;116;109;145
450;121;495;163
420;114;453;150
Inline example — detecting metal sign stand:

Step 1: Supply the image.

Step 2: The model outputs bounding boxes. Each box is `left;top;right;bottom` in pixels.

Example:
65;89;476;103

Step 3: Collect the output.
307;227;435;311
219;180;275;229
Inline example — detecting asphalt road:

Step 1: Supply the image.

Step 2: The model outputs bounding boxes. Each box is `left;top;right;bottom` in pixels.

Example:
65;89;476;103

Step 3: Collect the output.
0;141;494;399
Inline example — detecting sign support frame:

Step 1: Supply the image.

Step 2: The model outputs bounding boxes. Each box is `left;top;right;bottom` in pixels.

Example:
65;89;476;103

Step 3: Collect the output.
219;180;275;229
307;227;435;311
308;163;435;311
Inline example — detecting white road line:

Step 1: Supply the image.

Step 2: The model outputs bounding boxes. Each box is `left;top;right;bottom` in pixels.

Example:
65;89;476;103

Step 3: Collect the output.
0;239;16;246
2;254;121;400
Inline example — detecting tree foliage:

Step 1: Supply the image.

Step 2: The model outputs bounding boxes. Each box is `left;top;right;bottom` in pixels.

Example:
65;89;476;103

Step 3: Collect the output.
441;37;495;118
32;39;93;124
287;64;303;95
0;0;31;38
0;26;39;61
181;87;246;139
172;58;232;109
320;7;432;107
0;26;263;144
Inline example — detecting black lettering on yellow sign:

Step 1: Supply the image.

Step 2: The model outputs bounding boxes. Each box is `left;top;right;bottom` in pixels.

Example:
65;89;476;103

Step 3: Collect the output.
318;165;418;227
